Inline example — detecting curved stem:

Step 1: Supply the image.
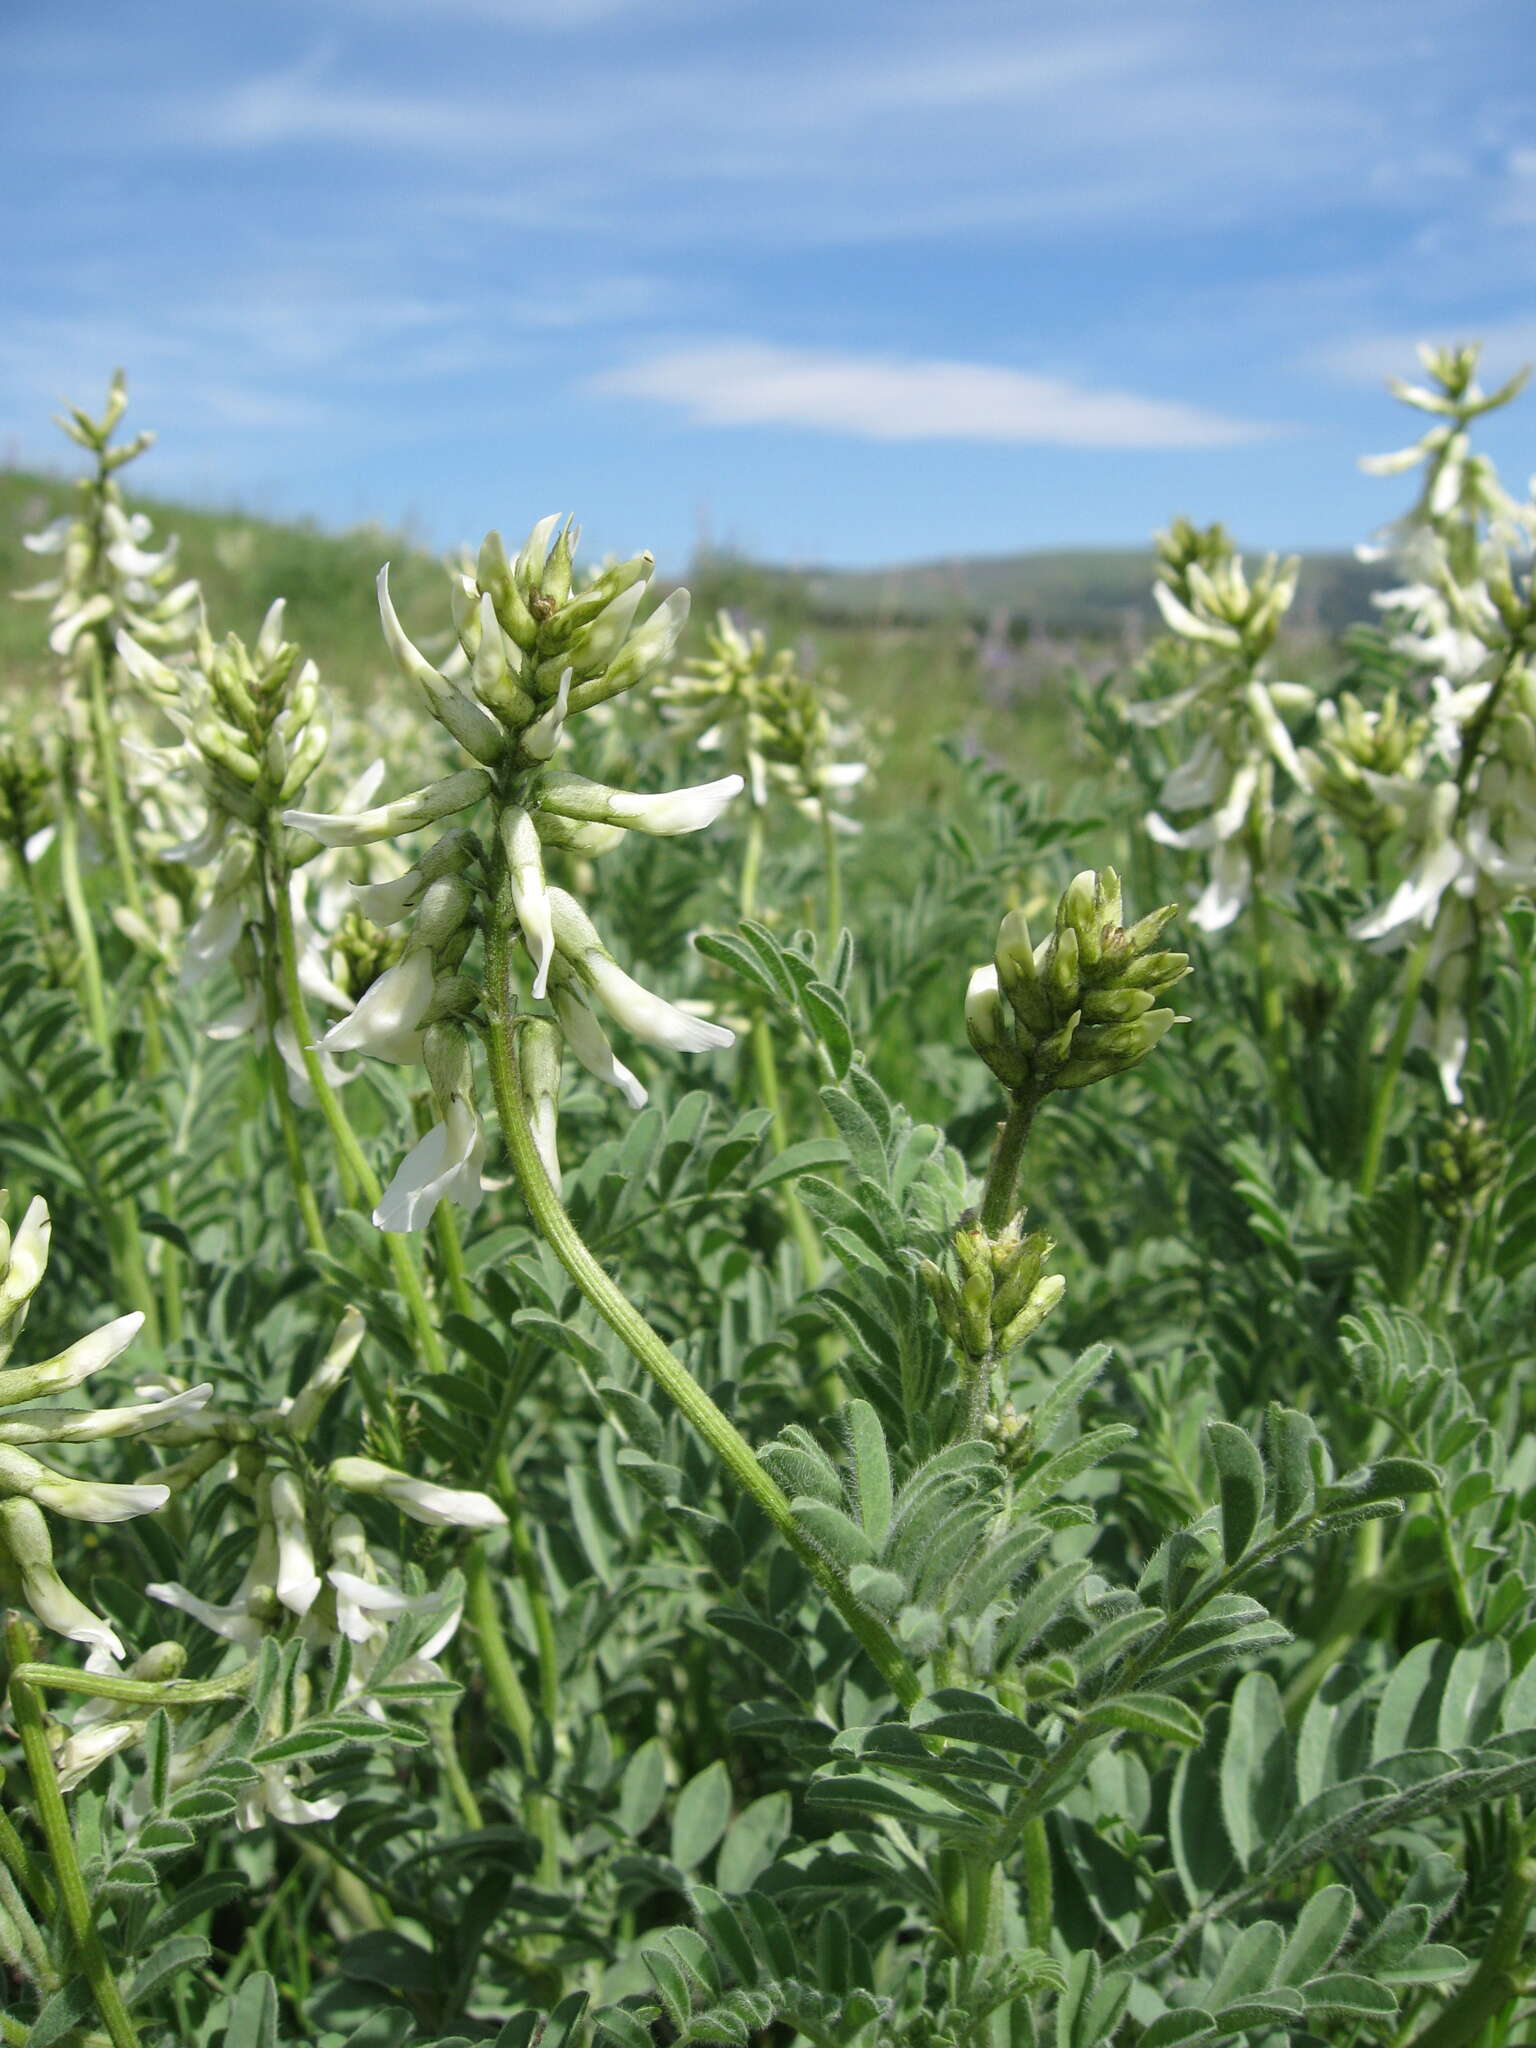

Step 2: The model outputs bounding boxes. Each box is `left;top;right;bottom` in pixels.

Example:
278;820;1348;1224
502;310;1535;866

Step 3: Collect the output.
6;1621;142;2048
269;871;447;1379
482;910;919;1706
1408;1833;1534;2048
980;1088;1042;1232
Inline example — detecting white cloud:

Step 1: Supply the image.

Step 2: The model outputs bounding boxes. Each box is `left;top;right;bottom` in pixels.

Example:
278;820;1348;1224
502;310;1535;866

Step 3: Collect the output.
588;342;1273;450
1311;319;1536;387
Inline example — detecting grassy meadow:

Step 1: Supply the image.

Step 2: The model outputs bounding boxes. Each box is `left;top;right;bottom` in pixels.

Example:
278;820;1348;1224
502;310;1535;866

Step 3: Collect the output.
0;355;1533;2048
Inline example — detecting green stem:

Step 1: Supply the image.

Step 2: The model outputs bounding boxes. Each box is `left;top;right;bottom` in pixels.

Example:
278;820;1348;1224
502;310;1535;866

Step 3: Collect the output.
739;798;765;921
6;1622;142;2048
1021;1815;1053;1950
270;870;446;1378
0;1798;53;1916
979;1088;1042;1232
0;1855;56;1993
432;1704;484;1831
257;871;328;1254
499;1462;560;1729
55;745;110;1054
1407;1839;1535;2048
81;637;143;921
83;638;183;1343
818;797;842;954
462;1541;559;1883
462;1543;538;1767
1359;931;1434;1198
433;1201;477;1322
1248;866;1290;1115
54;745;161;1344
482;911;918;1706
1437;1208;1474;1316
8;1661;256;1707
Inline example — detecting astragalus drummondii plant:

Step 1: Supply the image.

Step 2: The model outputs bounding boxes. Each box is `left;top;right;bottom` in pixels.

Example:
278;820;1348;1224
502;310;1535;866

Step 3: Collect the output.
3;353;1536;2048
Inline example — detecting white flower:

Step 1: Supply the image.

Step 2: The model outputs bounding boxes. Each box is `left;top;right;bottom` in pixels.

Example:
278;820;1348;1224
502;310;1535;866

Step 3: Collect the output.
179;893;246;989
502;805;555;999
583;953;735;1053
1352;784;1466;944
550;982;648;1110
536;770;744;837
0;1497;126;1663
328;1454;507;1530
373;1096;487;1233
241;1770;344;1830
145;1581;266;1645
283;767;491;848
548;889;732;1054
270;1471;321;1618
320;948;435;1063
1188;839;1254;933
55;1721;142;1792
0;1310;144;1405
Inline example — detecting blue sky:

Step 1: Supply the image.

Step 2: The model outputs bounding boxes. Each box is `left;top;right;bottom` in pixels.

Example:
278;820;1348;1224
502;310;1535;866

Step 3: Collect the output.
4;0;1534;570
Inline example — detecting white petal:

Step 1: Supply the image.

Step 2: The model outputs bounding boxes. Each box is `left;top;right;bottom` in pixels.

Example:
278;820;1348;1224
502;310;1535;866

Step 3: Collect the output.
373;1097;486;1234
585;955;735;1052
322;950;435;1057
551;985;648;1109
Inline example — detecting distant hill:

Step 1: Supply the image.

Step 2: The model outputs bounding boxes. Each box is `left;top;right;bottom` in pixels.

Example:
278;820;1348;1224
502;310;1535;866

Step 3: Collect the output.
3;463;1380;721
746;547;1384;639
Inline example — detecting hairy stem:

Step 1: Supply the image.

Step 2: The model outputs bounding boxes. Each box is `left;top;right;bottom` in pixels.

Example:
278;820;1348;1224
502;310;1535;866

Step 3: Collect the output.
1408;1837;1535;2048
6;1621;142;2048
980;1088;1042;1232
482;908;919;1705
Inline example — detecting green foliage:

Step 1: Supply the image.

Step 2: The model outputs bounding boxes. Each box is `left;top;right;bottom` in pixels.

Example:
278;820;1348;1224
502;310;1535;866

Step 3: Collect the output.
1;356;1535;2048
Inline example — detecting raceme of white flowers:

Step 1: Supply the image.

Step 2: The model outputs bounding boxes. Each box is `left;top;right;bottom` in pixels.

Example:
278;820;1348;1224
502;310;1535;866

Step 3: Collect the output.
116;603;365;1097
282;517;743;1232
16;373;199;666
1130;522;1310;934
0;1196;209;1665
660;607;870;828
1316;349;1536;1096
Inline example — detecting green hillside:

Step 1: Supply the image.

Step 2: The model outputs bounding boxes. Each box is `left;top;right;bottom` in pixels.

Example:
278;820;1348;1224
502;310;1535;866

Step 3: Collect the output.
751;543;1382;637
1;464;1373;805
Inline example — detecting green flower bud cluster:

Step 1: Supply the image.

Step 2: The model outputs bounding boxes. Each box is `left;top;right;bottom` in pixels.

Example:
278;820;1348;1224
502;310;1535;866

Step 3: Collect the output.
919;1211;1064;1367
1153;523;1299;666
1300;689;1429;847
0;730;53;858
16;372;199;666
662;609;869;816
121;601;328;842
1417;1112;1505;1228
967;868;1188;1098
0;1195;205;1662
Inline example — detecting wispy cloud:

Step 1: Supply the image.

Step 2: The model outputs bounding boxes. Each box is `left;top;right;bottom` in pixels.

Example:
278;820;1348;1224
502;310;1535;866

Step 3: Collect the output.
589;342;1275;450
1311;319;1536;387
